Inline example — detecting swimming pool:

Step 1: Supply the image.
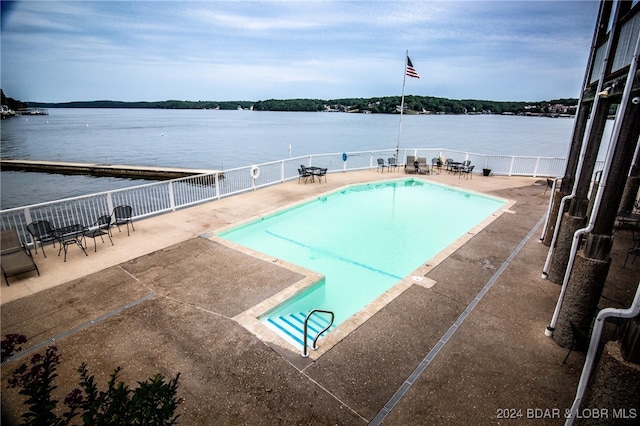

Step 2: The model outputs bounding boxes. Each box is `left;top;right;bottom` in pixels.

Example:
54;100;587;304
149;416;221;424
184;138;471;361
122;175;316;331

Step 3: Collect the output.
219;179;507;348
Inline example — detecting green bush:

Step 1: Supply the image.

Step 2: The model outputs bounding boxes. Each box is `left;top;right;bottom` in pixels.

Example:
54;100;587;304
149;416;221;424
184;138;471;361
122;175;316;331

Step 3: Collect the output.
5;337;181;426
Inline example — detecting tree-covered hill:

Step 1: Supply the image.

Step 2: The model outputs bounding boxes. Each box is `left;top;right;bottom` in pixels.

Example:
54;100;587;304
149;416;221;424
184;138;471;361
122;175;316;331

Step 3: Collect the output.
1;90;27;111
25;99;255;110
2;90;577;115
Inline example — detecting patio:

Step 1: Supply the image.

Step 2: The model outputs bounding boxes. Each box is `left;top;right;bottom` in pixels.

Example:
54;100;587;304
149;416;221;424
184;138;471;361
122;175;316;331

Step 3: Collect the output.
1;170;637;425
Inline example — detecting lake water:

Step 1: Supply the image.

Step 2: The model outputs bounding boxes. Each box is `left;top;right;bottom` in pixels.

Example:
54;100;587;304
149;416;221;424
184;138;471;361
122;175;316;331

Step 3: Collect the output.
1;108;579;209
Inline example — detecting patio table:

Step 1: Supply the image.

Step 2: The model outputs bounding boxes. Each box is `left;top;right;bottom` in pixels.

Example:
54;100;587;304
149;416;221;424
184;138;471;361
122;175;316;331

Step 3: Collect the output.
616;211;640;239
53;224;88;262
306;166;324;183
448;161;463;174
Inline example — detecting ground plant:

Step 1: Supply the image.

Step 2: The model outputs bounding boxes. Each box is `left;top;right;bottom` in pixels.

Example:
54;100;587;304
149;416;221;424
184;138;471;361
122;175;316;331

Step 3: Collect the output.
2;335;181;425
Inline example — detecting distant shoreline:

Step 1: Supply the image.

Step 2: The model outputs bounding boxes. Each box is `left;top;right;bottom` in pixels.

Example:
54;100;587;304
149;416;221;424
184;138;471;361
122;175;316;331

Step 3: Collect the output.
23;95;578;117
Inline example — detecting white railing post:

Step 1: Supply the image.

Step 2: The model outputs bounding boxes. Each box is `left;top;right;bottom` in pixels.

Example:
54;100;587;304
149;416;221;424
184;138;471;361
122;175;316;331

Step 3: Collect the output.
106;193;114;216
23;208;33;246
509;156;515;176
168;181;176;211
24;208;33;227
215;172;221;200
533;157;540;177
281;160;285;182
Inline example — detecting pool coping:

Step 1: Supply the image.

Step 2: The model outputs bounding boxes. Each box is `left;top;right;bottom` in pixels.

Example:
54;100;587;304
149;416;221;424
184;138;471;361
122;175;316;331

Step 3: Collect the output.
210;177;516;359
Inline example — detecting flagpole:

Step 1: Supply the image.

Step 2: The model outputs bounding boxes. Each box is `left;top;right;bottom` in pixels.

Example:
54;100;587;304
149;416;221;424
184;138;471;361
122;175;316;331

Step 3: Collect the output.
396;50;408;163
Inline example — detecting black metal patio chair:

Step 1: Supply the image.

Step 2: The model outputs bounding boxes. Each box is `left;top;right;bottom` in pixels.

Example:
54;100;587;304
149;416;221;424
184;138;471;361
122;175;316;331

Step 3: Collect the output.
83;215;114;252
459;164;474;179
112;205;135;236
563;322;590;364
431;157;442;173
26;220;56;258
314;167;328;183
387;157;398;172
623;236;640;268
298;167;311;184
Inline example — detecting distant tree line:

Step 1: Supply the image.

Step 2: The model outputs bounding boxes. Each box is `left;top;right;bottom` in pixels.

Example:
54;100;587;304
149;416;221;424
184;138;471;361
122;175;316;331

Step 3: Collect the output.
1;88;578;115
257;96;577;115
252;98;326;112
25;99;255;110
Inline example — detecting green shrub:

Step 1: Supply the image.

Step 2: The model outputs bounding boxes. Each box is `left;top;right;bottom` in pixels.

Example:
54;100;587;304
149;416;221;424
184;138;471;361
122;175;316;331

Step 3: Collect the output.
1;334;28;361
5;337;181;426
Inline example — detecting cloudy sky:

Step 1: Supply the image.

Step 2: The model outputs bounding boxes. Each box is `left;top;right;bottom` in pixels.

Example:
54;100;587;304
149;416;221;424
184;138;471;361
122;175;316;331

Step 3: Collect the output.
1;0;601;103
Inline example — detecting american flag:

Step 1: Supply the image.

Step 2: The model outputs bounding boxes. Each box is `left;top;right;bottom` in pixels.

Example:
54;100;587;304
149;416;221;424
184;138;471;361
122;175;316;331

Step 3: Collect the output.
406;56;420;79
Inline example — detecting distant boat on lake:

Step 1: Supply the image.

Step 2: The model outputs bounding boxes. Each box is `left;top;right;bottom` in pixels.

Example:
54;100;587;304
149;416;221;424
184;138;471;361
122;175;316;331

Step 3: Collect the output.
17;108;49;116
1;105;16;118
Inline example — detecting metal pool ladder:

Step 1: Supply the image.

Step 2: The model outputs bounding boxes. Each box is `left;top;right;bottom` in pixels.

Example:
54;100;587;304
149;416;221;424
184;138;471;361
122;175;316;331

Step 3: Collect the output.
301;309;335;358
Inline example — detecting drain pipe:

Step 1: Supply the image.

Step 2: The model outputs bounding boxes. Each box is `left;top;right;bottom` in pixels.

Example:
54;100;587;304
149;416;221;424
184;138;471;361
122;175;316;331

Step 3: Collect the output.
539;177;561;242
565;283;640;426
541;148;586;281
545;185;601;336
546;25;640;337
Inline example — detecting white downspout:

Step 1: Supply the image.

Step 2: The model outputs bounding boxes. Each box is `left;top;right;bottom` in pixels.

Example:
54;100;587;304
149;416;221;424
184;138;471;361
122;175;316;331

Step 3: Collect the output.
546;25;640;337
539;177;562;242
545;186;600;336
565;283;640;426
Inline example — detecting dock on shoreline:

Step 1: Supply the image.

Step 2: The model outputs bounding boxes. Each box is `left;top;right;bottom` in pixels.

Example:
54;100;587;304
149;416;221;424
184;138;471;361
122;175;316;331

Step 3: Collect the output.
0;159;218;180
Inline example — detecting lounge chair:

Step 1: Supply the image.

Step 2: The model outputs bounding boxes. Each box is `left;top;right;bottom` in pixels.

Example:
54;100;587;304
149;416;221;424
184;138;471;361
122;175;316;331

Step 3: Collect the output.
405;155;417;174
376;158;388;172
83;215;114;252
415;157;430;174
1;229;40;285
27;220;56;258
112;205;135;236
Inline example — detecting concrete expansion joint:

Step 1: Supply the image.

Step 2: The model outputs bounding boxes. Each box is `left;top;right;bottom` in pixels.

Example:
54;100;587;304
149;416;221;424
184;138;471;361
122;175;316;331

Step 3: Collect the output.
118;265;143;282
163;294;235;321
297;369;368;424
1;292;156;366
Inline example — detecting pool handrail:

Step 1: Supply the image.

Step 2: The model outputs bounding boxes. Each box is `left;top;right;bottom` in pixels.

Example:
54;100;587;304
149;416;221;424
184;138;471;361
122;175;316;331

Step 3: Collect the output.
302;309;335;358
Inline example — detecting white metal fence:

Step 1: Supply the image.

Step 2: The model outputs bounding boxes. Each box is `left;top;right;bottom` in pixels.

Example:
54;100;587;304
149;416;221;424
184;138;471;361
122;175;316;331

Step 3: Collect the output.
1;147;600;247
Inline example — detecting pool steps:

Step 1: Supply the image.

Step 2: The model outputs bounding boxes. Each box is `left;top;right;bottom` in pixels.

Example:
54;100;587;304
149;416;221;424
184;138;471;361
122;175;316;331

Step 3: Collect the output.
266;312;336;348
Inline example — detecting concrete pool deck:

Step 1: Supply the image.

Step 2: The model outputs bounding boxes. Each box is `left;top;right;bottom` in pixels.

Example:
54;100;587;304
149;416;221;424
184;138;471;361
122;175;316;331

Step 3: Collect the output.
2;169;638;424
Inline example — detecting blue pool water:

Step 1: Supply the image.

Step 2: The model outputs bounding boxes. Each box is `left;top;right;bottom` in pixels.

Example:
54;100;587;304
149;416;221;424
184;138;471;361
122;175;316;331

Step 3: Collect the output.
219;179;506;345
